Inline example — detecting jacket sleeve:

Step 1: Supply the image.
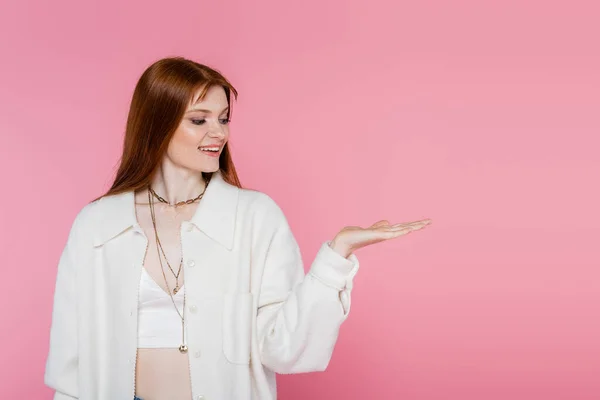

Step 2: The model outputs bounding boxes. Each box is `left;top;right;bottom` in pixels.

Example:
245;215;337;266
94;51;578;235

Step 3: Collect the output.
255;197;359;374
44;216;81;399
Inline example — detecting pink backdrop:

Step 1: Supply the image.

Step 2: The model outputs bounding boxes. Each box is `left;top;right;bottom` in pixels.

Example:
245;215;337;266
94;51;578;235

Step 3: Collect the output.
1;0;599;399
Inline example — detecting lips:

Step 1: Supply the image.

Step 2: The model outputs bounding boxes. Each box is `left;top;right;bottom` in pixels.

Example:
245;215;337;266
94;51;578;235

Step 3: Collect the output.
198;144;222;157
198;144;222;150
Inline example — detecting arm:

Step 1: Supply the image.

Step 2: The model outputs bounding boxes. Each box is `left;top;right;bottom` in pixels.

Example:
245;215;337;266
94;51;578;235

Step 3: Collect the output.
255;198;359;374
44;217;81;399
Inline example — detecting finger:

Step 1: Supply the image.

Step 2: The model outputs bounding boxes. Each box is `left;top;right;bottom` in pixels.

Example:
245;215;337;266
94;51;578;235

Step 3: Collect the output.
389;219;431;229
401;219;432;226
382;227;413;238
411;218;432;225
387;222;427;230
378;220;432;240
370;220;390;228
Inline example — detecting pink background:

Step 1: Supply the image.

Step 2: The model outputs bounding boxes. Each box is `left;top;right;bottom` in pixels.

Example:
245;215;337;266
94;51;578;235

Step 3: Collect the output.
1;0;599;399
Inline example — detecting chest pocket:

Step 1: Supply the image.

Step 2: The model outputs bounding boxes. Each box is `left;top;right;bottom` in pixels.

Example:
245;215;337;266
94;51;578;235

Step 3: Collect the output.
222;292;254;364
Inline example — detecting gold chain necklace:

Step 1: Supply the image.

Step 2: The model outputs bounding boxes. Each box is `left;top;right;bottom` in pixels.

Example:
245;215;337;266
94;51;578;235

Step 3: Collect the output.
148;188;188;354
147;179;207;293
148;177;206;207
156;238;183;294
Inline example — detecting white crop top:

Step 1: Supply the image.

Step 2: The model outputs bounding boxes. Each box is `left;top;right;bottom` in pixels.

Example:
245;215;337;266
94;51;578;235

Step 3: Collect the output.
137;268;186;348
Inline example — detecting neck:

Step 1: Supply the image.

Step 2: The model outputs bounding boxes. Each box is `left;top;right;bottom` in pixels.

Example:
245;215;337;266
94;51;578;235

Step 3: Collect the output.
149;164;208;205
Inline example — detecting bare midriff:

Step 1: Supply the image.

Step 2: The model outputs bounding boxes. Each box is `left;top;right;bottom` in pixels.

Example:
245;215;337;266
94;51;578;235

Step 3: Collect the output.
135;349;192;400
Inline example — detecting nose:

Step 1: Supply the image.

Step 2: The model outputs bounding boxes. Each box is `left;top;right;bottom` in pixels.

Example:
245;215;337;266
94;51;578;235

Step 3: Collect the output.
207;120;226;138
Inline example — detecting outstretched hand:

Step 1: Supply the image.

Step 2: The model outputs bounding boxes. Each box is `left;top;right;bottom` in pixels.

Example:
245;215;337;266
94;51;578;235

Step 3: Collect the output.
330;218;432;258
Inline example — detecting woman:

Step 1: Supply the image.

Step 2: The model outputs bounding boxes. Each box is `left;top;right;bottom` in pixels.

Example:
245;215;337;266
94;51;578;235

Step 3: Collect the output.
44;57;431;400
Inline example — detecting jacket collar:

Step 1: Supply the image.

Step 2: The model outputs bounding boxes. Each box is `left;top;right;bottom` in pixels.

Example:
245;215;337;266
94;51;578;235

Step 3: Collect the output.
92;169;239;250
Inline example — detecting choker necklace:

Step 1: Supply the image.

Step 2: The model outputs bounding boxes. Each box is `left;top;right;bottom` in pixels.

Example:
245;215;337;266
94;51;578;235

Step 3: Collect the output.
149;177;207;207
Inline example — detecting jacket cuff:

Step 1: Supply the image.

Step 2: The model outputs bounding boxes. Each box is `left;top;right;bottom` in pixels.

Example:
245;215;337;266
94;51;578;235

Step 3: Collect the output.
308;241;359;291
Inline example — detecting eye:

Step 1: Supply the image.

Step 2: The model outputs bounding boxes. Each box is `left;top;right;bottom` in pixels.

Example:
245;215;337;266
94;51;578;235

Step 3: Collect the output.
219;118;230;125
191;119;206;125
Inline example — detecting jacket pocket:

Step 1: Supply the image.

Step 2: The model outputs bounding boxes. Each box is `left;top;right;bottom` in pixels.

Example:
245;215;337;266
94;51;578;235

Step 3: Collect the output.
222;292;253;365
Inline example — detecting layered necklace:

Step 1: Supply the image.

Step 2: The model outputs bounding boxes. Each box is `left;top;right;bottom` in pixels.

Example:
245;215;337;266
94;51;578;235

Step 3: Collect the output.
147;179;207;354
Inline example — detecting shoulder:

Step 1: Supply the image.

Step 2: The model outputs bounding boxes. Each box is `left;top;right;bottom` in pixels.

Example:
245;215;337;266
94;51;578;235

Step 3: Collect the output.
68;199;102;238
238;187;288;226
239;187;284;214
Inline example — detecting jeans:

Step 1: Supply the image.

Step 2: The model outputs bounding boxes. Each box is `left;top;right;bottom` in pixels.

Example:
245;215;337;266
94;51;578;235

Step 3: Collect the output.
134;397;143;400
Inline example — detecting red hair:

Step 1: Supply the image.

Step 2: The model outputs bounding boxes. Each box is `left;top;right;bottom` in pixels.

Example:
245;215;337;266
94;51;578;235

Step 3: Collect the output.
96;56;241;201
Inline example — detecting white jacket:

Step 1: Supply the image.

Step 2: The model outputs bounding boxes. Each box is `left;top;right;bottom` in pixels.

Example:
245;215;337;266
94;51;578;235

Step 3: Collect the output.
44;170;360;400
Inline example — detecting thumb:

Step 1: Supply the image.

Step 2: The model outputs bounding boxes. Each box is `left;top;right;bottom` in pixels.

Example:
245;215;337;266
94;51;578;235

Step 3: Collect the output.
370;220;390;228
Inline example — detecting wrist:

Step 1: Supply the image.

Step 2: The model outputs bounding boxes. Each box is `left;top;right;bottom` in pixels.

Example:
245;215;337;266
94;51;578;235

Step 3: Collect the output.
329;237;353;259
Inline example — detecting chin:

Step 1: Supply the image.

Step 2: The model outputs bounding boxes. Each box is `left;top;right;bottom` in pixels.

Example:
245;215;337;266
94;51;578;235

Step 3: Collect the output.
201;163;220;173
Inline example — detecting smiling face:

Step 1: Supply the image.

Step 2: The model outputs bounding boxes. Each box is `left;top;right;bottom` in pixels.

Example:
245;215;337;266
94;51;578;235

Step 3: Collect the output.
165;84;231;174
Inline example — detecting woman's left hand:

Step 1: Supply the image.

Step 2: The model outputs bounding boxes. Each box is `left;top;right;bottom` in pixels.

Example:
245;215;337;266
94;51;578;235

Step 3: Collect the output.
329;218;432;258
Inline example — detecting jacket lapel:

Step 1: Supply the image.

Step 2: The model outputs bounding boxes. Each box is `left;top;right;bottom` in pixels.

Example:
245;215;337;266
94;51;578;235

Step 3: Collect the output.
189;170;239;251
92;169;239;250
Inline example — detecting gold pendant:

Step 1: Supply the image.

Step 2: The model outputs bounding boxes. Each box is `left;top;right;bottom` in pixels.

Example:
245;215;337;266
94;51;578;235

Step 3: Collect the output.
173;285;179;295
179;344;188;353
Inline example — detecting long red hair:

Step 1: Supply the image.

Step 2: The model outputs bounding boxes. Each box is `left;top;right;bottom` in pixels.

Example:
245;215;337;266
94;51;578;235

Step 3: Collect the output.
95;57;241;202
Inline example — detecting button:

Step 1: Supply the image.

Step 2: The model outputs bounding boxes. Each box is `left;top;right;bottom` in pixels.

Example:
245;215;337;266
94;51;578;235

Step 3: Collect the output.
129;310;133;317
189;305;198;313
187;260;195;267
194;350;201;358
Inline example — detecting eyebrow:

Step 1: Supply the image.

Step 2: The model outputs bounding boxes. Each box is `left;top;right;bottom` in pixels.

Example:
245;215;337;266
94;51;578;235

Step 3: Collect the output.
186;107;229;114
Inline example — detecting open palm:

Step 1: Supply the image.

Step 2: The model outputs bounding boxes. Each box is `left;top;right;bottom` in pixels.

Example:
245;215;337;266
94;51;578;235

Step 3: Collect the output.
331;218;432;258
